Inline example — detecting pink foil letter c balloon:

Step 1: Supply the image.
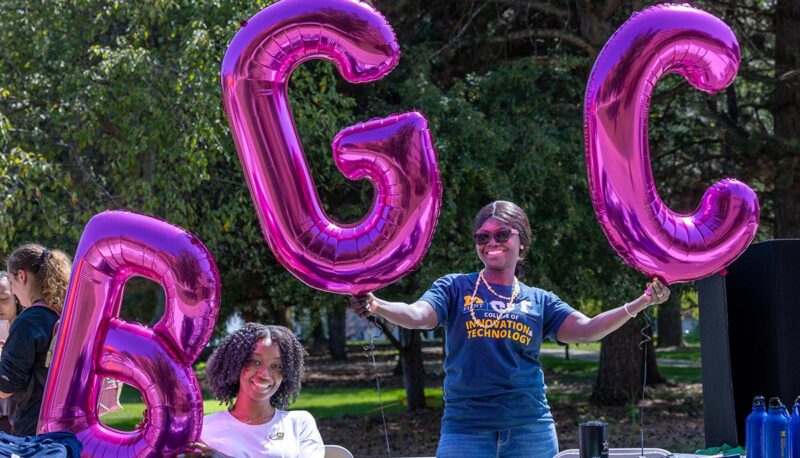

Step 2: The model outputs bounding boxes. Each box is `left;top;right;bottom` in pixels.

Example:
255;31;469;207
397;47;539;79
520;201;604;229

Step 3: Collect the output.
584;4;759;284
221;0;442;295
39;211;221;457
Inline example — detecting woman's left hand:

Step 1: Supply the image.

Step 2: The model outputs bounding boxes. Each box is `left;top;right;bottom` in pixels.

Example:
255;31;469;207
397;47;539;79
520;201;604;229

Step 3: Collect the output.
645;278;670;305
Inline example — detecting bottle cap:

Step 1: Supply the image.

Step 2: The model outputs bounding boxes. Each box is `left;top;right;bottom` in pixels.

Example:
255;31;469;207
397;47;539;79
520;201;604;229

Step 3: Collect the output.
769;397;783;409
753;395;765;408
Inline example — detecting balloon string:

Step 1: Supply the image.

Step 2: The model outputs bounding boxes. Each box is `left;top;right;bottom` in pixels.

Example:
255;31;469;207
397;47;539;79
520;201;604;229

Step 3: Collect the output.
638;310;652;456
363;316;391;456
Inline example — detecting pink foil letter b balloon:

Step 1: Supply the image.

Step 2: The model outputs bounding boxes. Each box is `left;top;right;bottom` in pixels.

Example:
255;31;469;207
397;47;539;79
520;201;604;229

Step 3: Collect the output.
39;211;221;457
584;4;759;284
221;0;442;295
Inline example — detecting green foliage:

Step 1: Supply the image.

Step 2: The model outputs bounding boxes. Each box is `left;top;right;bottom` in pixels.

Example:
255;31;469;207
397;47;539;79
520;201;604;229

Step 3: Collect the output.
2;0;785;329
0;0;357;323
359;52;642;307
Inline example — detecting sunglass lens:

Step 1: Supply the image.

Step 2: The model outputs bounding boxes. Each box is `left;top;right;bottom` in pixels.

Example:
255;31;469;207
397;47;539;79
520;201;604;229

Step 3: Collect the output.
474;233;491;245
494;229;512;243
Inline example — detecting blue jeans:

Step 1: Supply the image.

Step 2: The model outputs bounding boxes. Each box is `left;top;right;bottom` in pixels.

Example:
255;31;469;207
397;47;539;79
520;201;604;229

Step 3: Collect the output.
436;422;559;458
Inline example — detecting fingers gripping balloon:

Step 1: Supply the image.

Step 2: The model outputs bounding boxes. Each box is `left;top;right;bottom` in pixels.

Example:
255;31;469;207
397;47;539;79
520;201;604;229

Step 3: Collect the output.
38;211;221;457
584;4;759;284
221;0;442;295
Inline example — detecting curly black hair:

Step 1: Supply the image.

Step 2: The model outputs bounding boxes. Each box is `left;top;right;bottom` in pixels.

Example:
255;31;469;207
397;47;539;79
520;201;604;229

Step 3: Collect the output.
205;323;305;410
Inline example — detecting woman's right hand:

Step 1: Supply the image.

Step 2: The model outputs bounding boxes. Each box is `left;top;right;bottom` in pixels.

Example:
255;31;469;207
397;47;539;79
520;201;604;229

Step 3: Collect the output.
349;293;376;319
177;443;232;458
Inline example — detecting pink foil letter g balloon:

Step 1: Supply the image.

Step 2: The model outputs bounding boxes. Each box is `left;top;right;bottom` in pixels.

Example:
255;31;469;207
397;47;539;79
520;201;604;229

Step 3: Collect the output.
584;4;759;283
39;211;221;457
221;0;442;295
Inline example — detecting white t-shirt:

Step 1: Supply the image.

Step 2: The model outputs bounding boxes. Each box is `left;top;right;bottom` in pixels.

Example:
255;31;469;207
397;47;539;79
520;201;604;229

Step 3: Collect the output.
200;409;325;458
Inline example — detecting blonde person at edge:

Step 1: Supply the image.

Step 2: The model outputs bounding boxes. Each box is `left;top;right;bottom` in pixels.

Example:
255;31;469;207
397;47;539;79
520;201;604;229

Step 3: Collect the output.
0;244;71;437
350;201;670;458
0;271;22;433
181;323;324;458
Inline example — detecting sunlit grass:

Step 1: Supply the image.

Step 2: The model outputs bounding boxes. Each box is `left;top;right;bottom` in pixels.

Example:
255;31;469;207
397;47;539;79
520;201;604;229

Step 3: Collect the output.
101;385;444;432
99;344;699;431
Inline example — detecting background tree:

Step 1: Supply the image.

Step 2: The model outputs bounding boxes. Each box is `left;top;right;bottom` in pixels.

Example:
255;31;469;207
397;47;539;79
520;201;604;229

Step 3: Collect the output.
2;0;796;410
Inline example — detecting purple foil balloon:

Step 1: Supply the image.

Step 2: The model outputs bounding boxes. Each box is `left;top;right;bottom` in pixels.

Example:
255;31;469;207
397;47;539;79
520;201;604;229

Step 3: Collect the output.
38;211;221;457
584;4;759;284
221;0;442;295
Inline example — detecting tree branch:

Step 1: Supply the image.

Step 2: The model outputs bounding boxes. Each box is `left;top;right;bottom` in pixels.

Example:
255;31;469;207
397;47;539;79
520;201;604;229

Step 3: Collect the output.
486;28;596;55
491;0;570;18
600;0;625;20
430;0;493;60
372;317;403;349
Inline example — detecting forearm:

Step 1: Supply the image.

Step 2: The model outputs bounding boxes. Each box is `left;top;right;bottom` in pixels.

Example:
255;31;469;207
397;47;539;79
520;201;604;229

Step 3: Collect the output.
559;294;651;344
371;297;438;330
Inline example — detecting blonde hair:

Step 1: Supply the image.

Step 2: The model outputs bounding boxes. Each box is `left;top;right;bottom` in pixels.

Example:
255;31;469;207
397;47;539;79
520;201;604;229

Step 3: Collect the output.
6;244;72;313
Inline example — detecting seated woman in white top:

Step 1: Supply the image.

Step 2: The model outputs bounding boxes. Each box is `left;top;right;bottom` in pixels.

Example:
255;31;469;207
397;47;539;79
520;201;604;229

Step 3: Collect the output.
188;323;324;458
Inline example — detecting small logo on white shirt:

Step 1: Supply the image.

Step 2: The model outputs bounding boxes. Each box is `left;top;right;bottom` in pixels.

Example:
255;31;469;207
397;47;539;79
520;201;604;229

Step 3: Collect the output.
268;431;284;440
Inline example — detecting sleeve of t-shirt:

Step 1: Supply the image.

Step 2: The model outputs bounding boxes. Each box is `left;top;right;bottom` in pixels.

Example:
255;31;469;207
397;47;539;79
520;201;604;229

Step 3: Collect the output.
542;290;577;342
0;317;38;393
418;275;457;329
295;411;325;458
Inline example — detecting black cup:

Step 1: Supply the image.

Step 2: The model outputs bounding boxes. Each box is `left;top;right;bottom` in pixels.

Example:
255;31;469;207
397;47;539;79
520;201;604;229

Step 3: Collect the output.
579;421;609;458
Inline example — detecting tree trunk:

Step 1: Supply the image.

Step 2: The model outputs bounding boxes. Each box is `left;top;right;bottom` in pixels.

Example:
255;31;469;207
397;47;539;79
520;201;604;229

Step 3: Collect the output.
591;319;645;405
644;322;665;385
310;319;327;355
656;288;684;348
393;357;403;376
400;328;427;411
773;0;800;237
327;305;348;361
373;319;428;411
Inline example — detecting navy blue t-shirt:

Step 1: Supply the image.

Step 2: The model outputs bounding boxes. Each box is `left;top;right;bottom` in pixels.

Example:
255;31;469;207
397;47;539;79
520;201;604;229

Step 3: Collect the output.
0;303;59;436
420;273;576;433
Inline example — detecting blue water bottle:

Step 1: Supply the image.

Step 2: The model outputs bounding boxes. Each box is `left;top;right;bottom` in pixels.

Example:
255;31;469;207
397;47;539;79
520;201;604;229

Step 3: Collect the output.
788;396;800;458
748;395;768;458
765;397;789;458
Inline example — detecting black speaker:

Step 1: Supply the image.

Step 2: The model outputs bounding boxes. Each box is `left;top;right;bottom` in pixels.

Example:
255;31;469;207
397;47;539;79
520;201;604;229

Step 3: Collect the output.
698;239;800;447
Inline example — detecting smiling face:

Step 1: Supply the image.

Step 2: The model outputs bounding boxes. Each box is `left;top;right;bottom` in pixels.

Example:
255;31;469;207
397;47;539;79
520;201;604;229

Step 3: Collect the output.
475;217;522;274
237;338;284;406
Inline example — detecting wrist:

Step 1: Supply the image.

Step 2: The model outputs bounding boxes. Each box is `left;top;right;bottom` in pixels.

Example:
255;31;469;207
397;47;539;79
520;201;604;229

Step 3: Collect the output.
623;302;637;318
624;295;650;318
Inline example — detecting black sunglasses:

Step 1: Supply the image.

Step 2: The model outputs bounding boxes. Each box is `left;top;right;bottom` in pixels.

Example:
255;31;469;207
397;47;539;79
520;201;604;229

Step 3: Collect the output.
473;228;519;245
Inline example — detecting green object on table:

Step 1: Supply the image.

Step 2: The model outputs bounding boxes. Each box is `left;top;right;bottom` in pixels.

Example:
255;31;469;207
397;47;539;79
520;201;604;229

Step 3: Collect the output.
694;444;746;456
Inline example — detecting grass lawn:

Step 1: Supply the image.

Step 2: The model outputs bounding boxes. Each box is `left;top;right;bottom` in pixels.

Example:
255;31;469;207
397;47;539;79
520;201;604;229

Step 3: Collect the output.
101;345;700;431
655;345;701;361
101;385;444;432
541;341;601;352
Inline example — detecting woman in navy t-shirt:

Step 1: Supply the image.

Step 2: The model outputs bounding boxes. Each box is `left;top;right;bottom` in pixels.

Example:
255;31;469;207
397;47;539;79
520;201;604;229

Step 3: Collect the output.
351;201;670;458
1;244;71;436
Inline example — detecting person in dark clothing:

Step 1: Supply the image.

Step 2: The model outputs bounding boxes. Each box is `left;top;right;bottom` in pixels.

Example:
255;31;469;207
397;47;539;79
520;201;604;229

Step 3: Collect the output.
0;271;21;433
1;244;71;436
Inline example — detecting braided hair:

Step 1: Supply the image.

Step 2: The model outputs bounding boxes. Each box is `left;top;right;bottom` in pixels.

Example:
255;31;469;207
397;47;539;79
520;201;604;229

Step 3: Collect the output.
205;323;306;410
